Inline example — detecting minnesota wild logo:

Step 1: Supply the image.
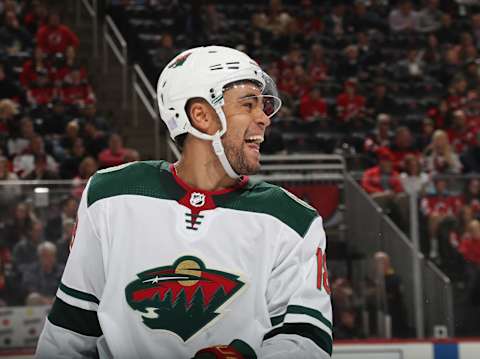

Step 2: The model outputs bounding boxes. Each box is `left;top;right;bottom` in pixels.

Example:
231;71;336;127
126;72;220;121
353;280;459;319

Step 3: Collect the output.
125;256;245;341
168;52;191;68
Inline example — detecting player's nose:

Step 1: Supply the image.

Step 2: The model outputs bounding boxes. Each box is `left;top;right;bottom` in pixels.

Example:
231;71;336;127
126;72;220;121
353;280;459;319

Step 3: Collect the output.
254;109;271;129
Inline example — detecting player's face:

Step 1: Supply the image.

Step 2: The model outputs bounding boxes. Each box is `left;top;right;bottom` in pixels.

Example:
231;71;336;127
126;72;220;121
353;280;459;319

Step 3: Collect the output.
221;83;271;175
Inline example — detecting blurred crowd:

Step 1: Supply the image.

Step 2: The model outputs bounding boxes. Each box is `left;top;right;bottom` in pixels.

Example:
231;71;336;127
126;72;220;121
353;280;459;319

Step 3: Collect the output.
0;0;142;307
115;0;480;155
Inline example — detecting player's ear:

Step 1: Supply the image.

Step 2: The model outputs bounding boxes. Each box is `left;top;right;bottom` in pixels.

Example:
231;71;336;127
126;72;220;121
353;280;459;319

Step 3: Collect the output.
187;99;219;135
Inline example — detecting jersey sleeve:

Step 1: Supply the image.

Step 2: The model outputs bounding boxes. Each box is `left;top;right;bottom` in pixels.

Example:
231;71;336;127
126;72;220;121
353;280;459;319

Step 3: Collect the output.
36;179;106;359
260;216;333;359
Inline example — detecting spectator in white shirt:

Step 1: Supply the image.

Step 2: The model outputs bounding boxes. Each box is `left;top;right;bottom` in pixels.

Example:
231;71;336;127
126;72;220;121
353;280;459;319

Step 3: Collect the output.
389;0;418;33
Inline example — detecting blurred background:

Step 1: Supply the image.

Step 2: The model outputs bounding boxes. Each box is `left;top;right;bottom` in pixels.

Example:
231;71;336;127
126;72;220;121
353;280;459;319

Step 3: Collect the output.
0;0;480;357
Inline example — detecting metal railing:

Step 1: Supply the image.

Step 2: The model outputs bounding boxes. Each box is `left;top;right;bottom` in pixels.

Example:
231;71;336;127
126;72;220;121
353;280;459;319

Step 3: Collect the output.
132;64;164;159
254;153;346;180
75;0;98;58
423;260;454;337
344;174;454;338
103;15;128;108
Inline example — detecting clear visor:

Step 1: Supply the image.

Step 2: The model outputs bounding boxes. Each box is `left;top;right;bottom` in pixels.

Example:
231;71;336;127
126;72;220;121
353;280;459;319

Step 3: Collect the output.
237;94;282;119
222;71;282;119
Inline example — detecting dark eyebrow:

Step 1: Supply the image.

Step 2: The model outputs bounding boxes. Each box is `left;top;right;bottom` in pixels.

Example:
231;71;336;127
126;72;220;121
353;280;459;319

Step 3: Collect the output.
238;94;259;102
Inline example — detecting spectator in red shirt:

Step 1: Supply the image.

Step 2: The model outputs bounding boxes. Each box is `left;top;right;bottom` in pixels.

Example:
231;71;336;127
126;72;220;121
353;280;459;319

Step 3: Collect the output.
307;43;328;82
426;99;449;129
336;79;367;130
20;46;52;88
98;133;129;169
277;67;299;97
299;86;327;123
275;45;303;74
291;65;311;97
26;69;56;107
458;219;480;265
36;12;79;56
58;68;95;108
362;147;404;195
362;147;407;228
298;2;324;43
55;45;87;84
446;75;468;111
364;114;394;165
447;110;472;154
464;178;480;218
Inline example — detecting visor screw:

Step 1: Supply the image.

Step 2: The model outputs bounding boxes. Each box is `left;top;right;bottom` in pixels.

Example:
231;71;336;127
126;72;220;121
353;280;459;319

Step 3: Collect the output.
209;88;214;93
175;113;179;118
211;94;215;98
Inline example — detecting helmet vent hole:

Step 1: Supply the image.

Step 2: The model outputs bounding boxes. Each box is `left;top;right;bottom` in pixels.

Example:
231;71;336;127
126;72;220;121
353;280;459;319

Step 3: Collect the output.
162;81;167;88
160;94;164;104
208;50;217;53
168;107;174;110
227;66;239;70
226;62;239;65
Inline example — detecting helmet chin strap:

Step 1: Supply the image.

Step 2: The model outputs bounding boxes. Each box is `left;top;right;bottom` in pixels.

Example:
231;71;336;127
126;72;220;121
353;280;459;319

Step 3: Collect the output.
184;105;240;179
211;133;240;179
212;105;240;179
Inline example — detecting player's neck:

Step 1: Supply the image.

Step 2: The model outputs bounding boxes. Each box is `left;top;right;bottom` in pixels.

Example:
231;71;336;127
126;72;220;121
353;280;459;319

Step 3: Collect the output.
174;142;238;192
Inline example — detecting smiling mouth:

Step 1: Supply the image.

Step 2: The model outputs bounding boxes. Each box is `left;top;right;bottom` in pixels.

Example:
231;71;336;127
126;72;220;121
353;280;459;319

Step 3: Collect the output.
244;135;264;145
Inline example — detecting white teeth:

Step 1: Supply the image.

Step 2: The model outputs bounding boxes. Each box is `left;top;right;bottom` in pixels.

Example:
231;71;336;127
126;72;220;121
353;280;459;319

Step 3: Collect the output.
245;135;264;144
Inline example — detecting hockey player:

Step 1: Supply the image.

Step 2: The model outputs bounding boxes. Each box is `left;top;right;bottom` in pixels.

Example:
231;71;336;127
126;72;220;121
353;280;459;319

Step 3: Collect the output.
35;45;333;358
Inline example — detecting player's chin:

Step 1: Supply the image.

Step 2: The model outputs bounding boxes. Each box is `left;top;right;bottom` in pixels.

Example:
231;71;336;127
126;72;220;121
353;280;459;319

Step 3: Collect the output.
243;151;261;174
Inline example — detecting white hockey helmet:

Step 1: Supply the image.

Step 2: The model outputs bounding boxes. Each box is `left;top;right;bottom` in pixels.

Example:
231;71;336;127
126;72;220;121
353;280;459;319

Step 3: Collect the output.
156;45;281;178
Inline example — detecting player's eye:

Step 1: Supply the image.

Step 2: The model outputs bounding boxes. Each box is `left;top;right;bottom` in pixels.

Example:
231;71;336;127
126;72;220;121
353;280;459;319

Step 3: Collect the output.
242;101;254;110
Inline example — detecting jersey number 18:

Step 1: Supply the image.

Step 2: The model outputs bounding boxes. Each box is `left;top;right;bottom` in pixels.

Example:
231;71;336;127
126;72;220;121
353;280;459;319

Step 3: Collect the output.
316;248;331;295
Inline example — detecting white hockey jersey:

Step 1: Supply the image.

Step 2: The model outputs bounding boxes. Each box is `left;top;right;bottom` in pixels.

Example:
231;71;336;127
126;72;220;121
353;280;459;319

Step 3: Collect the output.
35;161;333;359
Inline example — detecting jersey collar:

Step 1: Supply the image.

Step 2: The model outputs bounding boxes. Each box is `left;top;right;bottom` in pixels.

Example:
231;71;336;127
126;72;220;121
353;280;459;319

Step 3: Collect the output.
169;163;249;196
